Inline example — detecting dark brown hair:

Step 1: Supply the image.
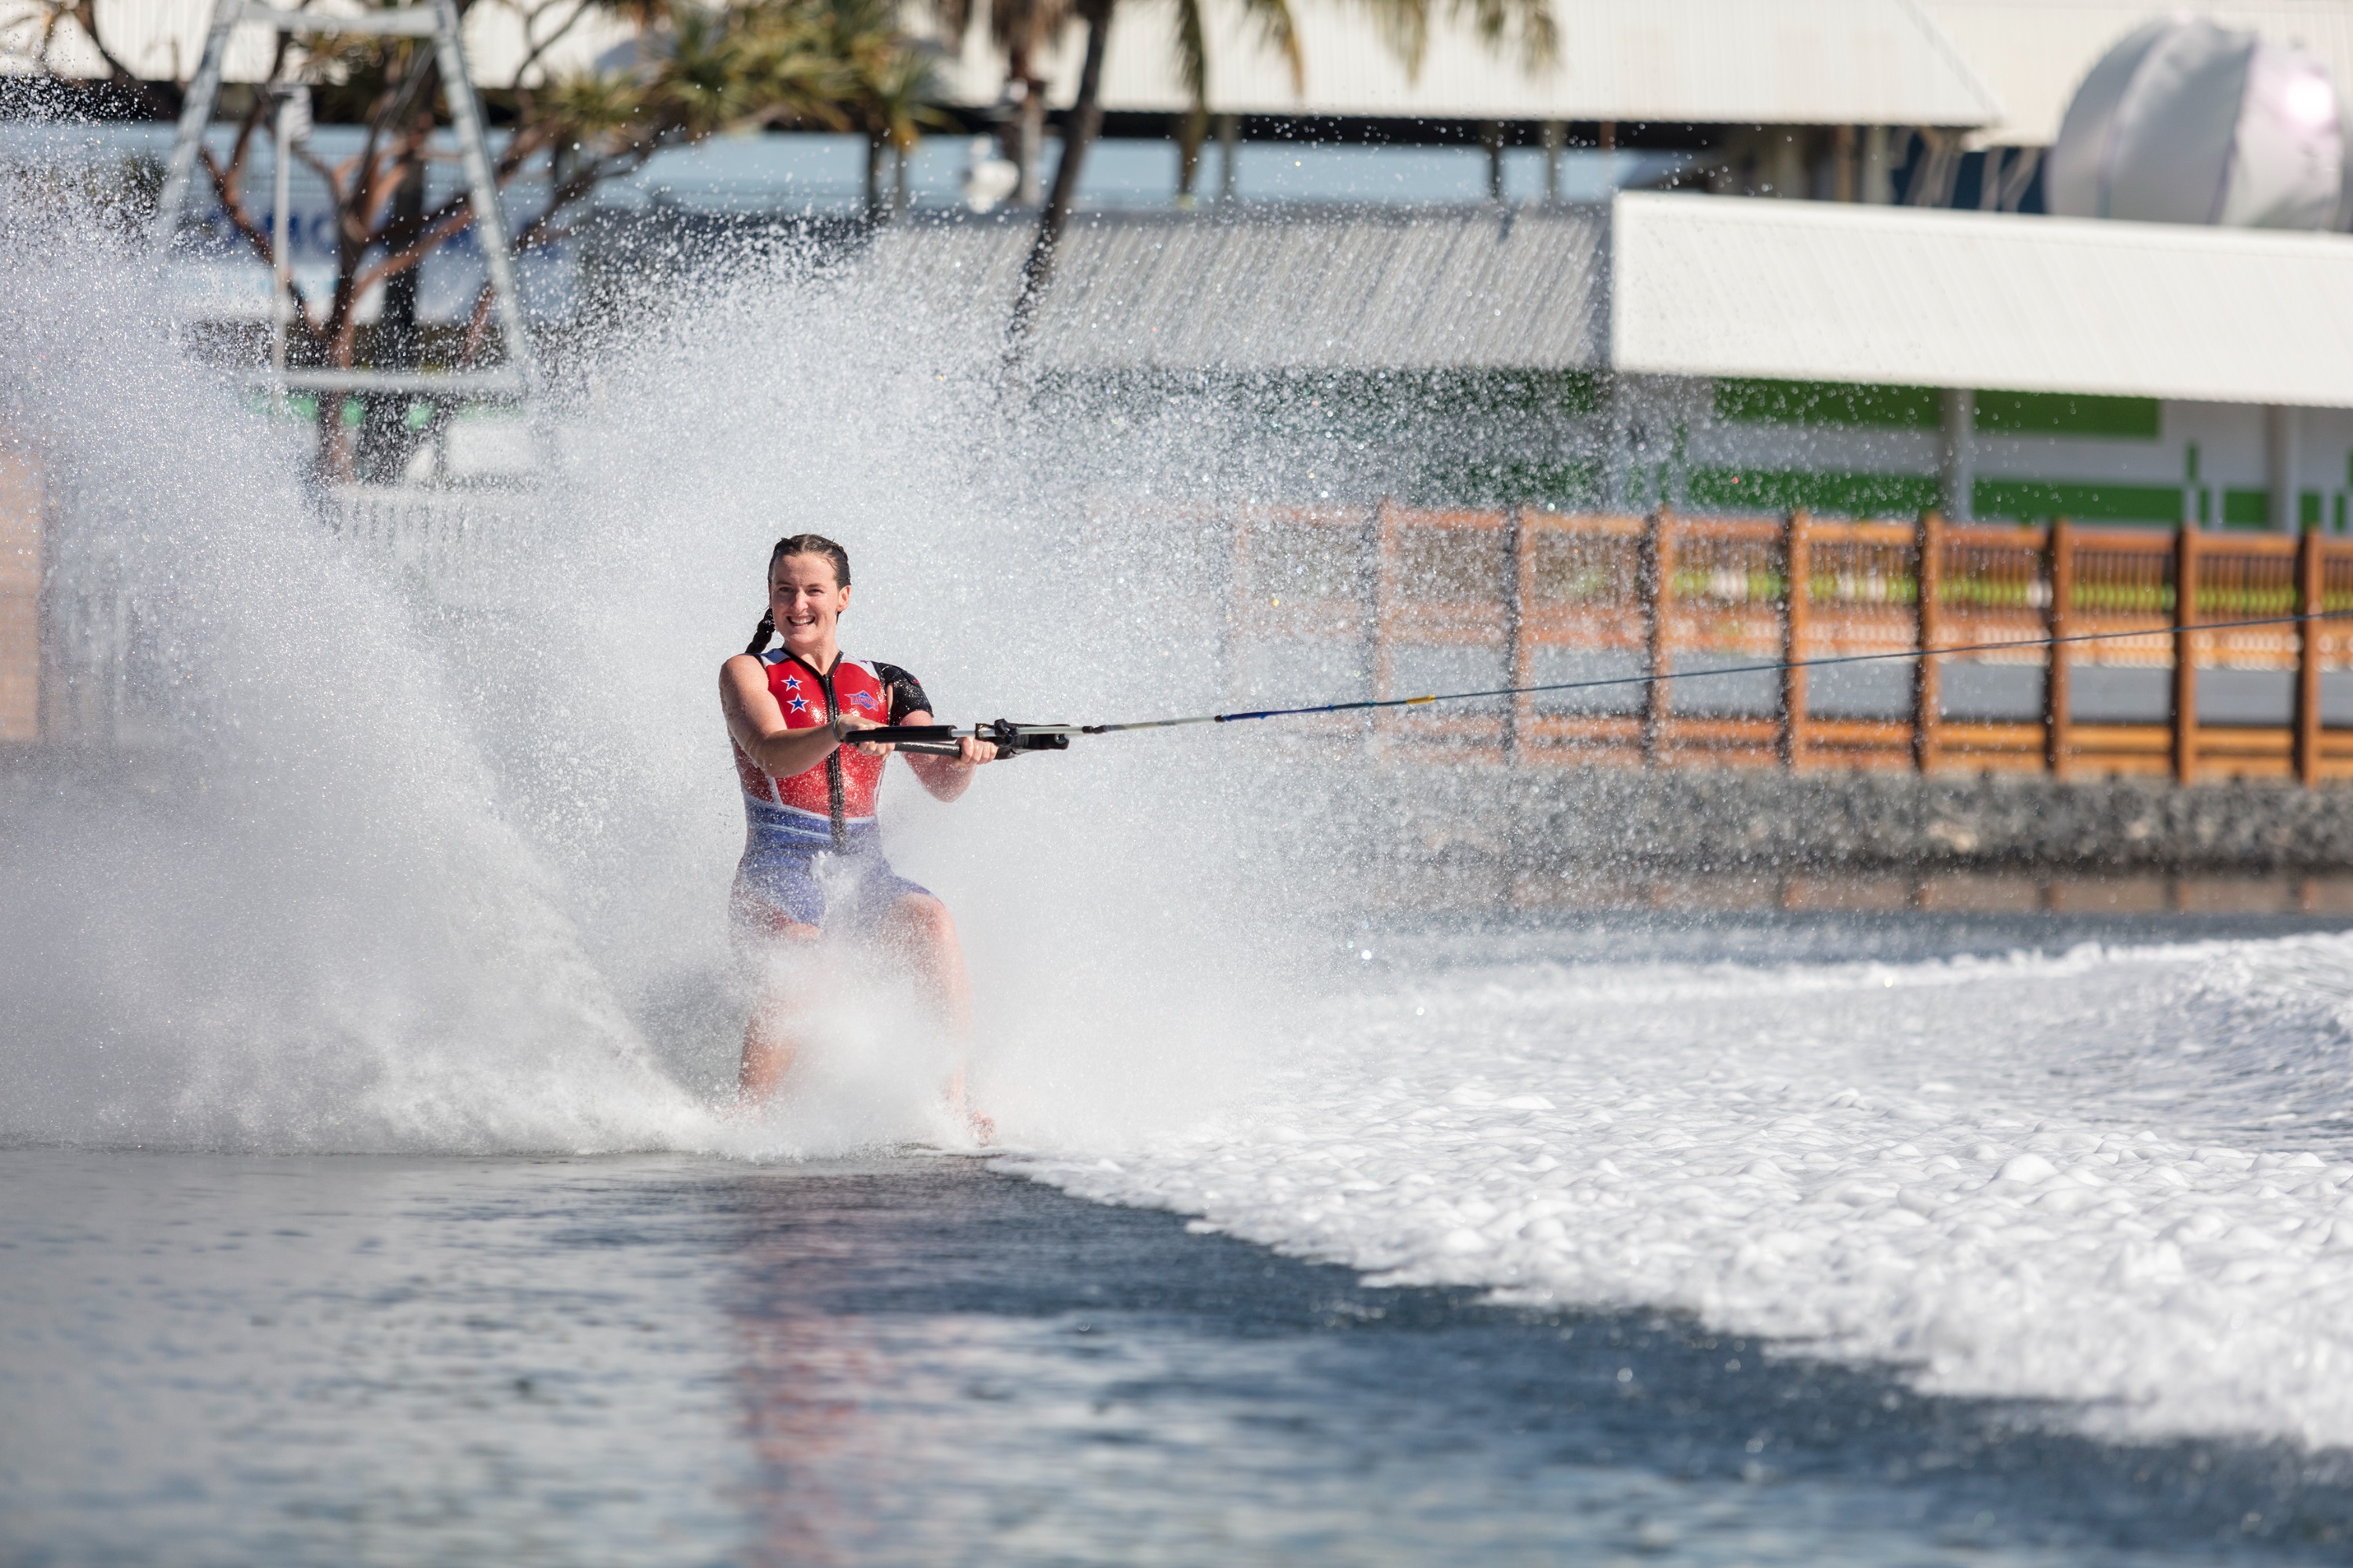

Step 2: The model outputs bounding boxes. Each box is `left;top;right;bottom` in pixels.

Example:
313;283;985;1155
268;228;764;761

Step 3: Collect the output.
744;534;853;656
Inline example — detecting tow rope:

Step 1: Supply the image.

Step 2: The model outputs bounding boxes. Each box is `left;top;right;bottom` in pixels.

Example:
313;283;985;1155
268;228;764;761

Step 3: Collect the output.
863;607;2353;756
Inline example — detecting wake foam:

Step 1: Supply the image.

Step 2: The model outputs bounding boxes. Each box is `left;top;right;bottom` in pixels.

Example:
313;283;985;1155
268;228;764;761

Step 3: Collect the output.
1013;933;2353;1450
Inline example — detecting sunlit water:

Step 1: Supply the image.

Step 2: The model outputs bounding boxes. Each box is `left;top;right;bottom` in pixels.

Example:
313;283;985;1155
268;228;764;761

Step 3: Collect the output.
11;126;2353;1561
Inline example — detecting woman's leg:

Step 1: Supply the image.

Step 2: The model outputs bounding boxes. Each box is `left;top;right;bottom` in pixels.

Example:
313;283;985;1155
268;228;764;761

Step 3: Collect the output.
880;893;987;1133
738;920;821;1104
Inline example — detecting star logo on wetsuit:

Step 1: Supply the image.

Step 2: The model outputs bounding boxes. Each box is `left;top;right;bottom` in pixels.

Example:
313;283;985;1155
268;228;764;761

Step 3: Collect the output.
787;697;810;713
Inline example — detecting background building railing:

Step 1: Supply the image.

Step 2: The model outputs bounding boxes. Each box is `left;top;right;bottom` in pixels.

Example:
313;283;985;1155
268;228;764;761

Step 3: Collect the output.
1221;504;2353;785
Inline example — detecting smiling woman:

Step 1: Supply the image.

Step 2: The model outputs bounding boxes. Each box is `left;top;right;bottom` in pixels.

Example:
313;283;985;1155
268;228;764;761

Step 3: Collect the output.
719;533;998;1136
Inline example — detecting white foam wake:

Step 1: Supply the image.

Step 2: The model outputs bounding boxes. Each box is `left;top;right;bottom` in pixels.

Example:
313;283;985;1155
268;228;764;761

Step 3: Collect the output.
1011;933;2353;1450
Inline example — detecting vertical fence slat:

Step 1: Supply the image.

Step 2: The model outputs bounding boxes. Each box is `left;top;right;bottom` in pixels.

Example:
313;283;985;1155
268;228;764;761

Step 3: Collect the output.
2299;526;2324;787
2174;523;2200;785
2046;518;2075;777
1914;509;1944;772
1503;505;1525;763
1227;514;1250;708
1642;510;1673;762
1362;504;1385;742
1782;508;1811;766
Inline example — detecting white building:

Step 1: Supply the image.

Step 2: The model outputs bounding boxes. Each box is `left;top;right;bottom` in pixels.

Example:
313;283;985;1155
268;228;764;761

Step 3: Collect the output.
14;0;2353;528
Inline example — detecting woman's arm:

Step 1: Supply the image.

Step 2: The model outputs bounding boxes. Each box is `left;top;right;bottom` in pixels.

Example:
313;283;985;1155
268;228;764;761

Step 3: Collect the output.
898;709;996;802
721;655;880;779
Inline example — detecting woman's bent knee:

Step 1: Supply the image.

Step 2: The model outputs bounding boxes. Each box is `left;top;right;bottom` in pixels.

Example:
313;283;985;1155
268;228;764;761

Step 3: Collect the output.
898;893;955;935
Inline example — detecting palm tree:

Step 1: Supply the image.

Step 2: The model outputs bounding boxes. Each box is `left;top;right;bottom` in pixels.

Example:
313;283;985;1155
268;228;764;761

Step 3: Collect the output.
929;0;1074;203
1173;0;1302;204
1008;0;1559;338
819;0;953;219
853;42;948;218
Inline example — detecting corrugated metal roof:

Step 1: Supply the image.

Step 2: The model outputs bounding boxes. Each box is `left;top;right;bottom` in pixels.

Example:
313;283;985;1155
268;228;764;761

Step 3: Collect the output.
1611;190;2353;406
929;0;2003;126
858;206;1608;370
1922;1;2353;144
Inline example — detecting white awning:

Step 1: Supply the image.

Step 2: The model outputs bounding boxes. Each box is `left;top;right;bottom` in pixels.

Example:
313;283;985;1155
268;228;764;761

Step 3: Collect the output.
1610;190;2353;407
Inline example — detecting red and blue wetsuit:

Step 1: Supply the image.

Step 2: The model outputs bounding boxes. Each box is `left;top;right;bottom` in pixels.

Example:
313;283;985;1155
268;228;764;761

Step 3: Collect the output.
730;649;933;933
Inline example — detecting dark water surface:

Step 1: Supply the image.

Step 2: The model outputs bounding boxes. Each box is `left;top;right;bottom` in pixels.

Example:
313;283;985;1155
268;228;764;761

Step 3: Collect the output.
5;1148;2353;1566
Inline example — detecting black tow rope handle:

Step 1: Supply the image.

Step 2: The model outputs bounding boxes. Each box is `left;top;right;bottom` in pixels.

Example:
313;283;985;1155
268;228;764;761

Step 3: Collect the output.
851;720;1075;759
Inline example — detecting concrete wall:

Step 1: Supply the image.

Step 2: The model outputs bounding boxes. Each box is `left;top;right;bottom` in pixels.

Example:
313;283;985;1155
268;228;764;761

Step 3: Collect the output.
1362;764;2353;875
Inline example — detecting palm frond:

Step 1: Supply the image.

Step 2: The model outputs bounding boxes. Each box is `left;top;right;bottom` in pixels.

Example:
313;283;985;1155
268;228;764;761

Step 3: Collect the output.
540;66;651;145
927;0;970;49
1171;0;1207;108
1352;0;1555;82
988;0;1074;71
1236;0;1303;95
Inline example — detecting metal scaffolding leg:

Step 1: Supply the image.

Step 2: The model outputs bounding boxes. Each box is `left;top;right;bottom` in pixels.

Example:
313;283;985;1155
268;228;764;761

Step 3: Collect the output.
146;0;537;399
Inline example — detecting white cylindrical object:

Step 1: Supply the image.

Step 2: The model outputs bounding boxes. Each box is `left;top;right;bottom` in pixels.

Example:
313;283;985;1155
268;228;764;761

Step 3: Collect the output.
2268;406;2302;533
2048;17;2346;231
1860;125;1892;205
1940;389;1974;523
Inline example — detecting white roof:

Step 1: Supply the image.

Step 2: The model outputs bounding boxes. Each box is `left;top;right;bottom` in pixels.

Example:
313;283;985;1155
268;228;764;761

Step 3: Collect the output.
9;0;2004;128
1611;190;2353;406
0;0;627;85
929;0;2004;126
1920;1;2353;145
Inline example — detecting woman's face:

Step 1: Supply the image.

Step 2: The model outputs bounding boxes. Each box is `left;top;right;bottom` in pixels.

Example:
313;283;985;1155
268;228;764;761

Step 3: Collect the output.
769;553;849;658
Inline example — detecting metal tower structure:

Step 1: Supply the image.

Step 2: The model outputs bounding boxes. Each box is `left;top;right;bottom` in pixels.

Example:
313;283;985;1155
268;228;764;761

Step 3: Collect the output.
147;0;538;402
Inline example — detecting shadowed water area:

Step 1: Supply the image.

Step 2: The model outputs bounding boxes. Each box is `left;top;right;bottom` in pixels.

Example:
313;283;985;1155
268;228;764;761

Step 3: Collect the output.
8;1122;2353;1566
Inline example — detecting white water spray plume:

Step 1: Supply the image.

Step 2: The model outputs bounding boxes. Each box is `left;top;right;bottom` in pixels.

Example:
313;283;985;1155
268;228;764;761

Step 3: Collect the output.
0;144;1278;1158
15;131;2353;1457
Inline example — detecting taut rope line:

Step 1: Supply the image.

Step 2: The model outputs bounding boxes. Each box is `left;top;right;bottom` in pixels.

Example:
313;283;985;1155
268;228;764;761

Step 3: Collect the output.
860;607;2353;755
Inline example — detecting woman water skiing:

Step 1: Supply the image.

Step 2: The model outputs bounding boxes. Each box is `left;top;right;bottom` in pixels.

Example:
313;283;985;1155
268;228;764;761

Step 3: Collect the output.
721;533;996;1135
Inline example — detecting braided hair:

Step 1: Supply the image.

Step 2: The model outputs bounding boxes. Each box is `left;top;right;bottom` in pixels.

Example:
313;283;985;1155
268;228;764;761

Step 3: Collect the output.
744;533;853;656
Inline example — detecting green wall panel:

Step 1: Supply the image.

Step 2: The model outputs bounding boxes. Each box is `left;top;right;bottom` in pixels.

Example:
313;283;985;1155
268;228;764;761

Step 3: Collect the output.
1973;478;2183;523
1688;467;1938;515
1973;391;2162;439
1711;379;1942;430
2223;489;2269;527
1411;458;1606;509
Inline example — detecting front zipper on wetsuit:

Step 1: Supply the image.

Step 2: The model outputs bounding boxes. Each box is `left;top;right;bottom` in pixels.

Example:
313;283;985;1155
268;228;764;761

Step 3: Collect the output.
816;662;847;850
780;650;852;850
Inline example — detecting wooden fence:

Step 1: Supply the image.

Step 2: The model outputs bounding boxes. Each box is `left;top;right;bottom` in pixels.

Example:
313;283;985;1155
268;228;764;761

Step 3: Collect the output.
1223;503;2353;785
